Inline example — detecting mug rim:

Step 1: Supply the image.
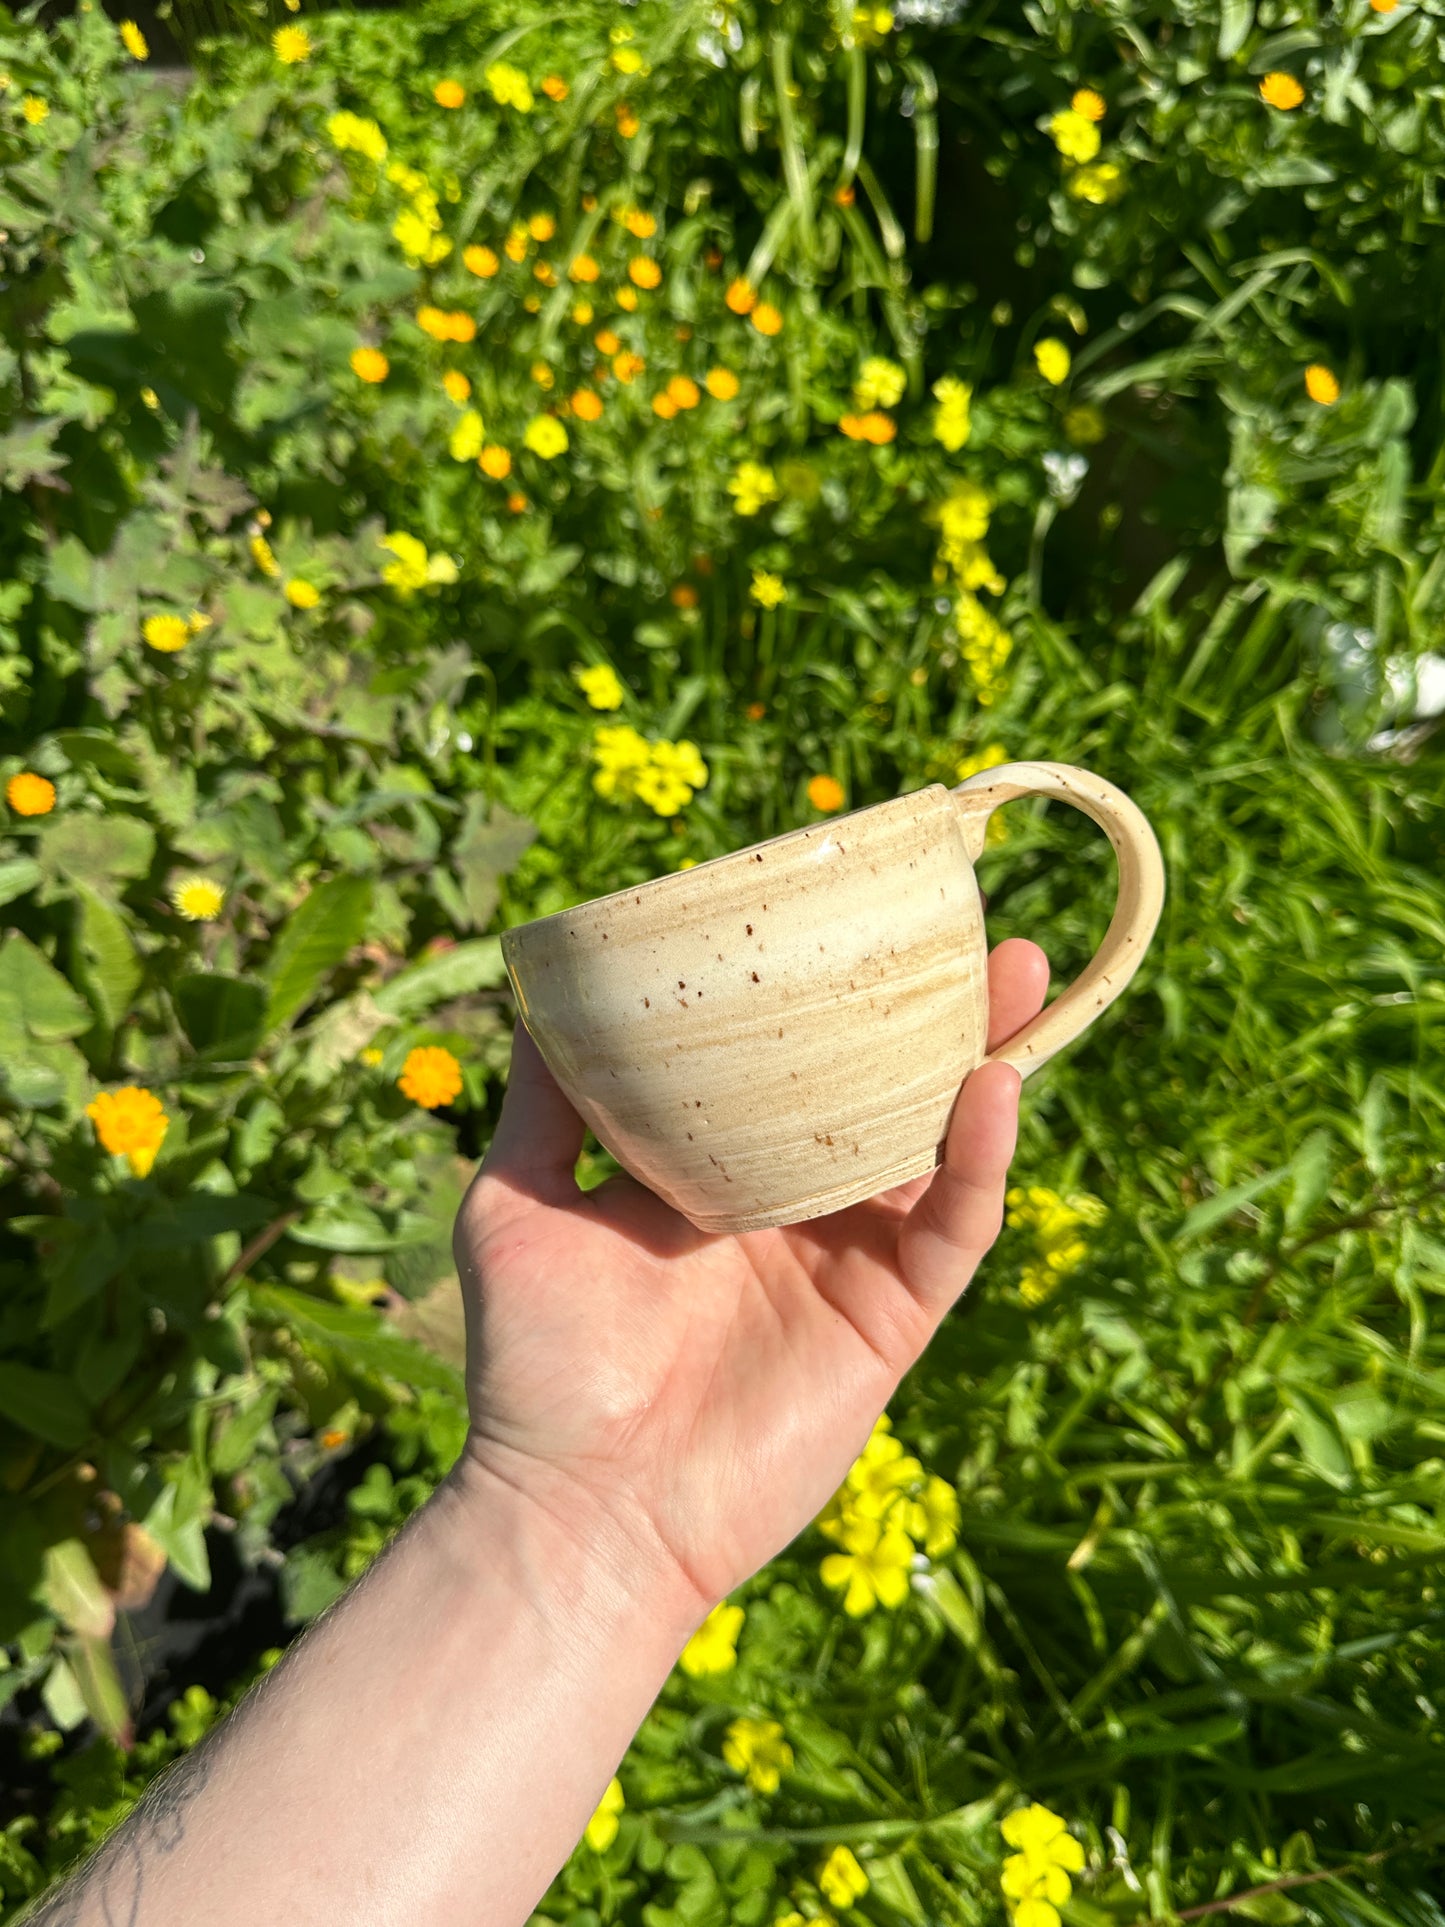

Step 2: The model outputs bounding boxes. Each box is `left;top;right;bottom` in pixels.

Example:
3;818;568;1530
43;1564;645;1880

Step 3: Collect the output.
500;780;954;948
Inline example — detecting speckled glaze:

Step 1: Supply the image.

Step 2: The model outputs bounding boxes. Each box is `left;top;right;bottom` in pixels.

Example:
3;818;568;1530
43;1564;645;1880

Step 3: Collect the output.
501;762;1165;1233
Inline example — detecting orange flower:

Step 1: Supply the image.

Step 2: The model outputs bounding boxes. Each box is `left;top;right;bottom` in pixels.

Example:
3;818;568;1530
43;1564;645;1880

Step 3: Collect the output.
751;302;783;337
629;256;662;289
808;774;846;813
840;410;896;444
442;370;471;404
834;182;856;206
616;285;639;312
350;346;389;383
541;74;570;100
652;393;679;419
534;261;557;286
670;584;700;608
86;1086;169;1177
419;307;475;343
667;374;701;409
398;1045;463;1109
594;328;621;356
1305;363;1340;404
623;209;657;239
1071;87;1106;121
613;350;646;384
479;445;512;479
571;387;603;420
616;101;639;138
705;367;740;400
464;244;500;278
528;213;556;242
570;253;600;282
726;277;758;315
433;79;465;108
507;490;528;513
6;771;56;816
1259;71;1304;108
746;701;766;721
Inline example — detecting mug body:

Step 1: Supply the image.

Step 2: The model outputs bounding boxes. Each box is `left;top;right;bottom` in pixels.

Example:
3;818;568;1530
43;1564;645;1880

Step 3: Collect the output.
500;784;987;1232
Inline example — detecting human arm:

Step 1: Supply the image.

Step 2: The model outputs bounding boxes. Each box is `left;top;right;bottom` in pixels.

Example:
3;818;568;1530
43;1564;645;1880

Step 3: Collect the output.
22;938;1048;1927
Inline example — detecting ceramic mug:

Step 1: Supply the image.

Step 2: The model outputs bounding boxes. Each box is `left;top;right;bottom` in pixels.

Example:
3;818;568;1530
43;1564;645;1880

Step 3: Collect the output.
500;762;1165;1234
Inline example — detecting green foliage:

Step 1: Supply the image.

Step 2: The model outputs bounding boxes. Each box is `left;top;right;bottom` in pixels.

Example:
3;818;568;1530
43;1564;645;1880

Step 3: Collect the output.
4;0;1445;1921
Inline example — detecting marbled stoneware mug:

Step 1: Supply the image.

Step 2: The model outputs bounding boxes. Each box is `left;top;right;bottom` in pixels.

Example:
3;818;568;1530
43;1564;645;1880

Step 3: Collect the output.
500;761;1165;1234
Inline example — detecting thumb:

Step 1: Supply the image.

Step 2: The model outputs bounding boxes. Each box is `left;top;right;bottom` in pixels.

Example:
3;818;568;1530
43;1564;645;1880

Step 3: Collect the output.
894;1059;1022;1323
479;1022;588;1200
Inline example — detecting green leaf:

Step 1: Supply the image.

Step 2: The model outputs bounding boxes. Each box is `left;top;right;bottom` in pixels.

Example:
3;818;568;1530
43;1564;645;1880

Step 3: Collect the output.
0;858;41;908
264;876;373;1031
128;1192;272;1254
210;1387;279;1478
1217;0;1254;59
280;1545;348;1625
1284;1130;1333;1234
0;1362;91;1448
449;802;536;932
1284;1390;1353;1488
144;1458;213;1591
0;417;68;490
34;813;155;904
370;938;507;1019
173;973;267;1058
70;1633;130;1743
40;1540;114;1640
0;932;95;1046
251;1283;465;1396
73;885;141;1033
1176;1165;1288;1243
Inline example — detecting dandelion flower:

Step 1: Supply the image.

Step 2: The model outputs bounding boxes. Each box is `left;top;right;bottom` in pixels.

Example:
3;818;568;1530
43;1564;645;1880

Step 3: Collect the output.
679;1602;743;1676
541;74;570;101
1071;87;1106;121
398;1045;463;1109
571;387;603;421
569;253;600;282
628;256;662;291
575;664;625;710
808;773;845;812
328;111;387;162
1370;0;1399;10
594;328;622;356
613;350;646;384
119;19;149;59
442;370;471;405
449;410;485;461
479;445;512;479
523;416;568;459
666;375;700;409
585;1777;624;1853
705;367;739;400
726;277;758;315
22;97;48;125
1034;338;1071;385
507;491;528;513
86;1087;169;1178
351;346;389;383
6;772;56;816
570;299;594;326
1305;363;1340;404
615;101;640;138
751;570;786;609
433;79;465;108
272;25;311;63
1259;71;1304;108
623;209;657;238
838;410;896;443
284;578;320;609
463;244;500;278
818;1846;869;1910
751;302;783;337
172;877;225;921
722;1716;793;1794
143;614;191;653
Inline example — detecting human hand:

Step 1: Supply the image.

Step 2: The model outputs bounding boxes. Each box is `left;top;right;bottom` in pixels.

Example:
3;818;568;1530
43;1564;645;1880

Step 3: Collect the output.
452;937;1050;1624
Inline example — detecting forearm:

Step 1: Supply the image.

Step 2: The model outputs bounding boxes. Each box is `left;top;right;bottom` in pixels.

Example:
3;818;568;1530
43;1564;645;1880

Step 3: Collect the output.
25;1442;705;1927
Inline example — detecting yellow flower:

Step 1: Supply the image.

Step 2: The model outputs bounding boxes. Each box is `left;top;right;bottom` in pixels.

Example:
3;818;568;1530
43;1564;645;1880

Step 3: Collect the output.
1071;86;1105;121
585;1776;624;1853
571;387;603;421
6;772;56;816
22;97;48;125
901;1474;960;1558
612;45;645;74
575;663;625;710
729;461;778;516
1048;108;1100;162
679;1602;744;1676
464;244;500;278
524;212;554;243
853;356;906;409
171;877;225;921
397;1045;463;1109
143;614;191;653
119;19;149;59
530;360;554;389
284;578;320;609
616;285;639;312
652;393;679;420
807;773;846;813
666;374;700;409
751;570;786;609
956;742;1007;781
818;1847;869;1910
999;1804;1085;1927
86;1087;169;1179
328;111;387;162
272;25;311;63
1007;1184;1106;1305
1067;161;1124;204
449;410;485;461
1260;71;1305;109
1305;363;1340;404
571;299;595;326
479;445;512;479
614;349;646;385
726;277;758;315
394;208;450;265
1064;403;1106;445
360;1046;385;1068
523;415;568;459
250;533;280;577
433;79;465;109
622;208;657;238
379;531;432;595
634;740;708;816
722;1716;793;1794
616;101;640;138
628;255;662;290
819;1511;914;1615
844;1421;922;1521
595;328;621;356
486;62;534;112
541;74;570;101
751;302;783;337
705;366;739;400
932;374;973;451
442;370;471;405
350;346;389;383
569;253;600;282
1034;338;1071;385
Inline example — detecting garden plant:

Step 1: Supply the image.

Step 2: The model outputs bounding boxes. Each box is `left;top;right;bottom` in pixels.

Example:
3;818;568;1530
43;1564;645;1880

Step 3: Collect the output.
3;0;1445;1918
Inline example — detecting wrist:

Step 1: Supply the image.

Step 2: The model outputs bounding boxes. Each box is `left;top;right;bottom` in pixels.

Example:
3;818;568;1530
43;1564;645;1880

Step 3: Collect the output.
443;1429;712;1650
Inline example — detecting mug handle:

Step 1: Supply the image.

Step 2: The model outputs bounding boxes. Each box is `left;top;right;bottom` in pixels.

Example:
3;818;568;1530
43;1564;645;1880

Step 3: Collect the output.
949;761;1166;1079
